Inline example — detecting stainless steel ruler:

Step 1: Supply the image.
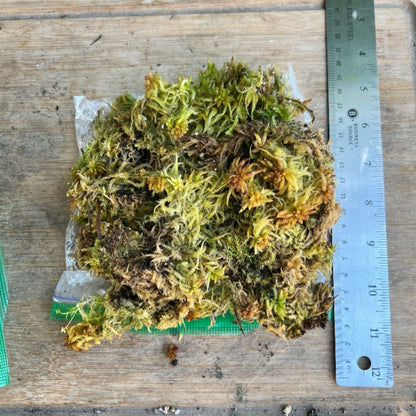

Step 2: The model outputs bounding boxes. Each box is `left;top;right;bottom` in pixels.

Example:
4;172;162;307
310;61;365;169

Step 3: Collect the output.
326;0;393;387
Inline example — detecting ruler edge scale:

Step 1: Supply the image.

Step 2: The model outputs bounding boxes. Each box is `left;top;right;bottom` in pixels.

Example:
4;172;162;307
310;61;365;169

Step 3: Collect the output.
325;0;394;387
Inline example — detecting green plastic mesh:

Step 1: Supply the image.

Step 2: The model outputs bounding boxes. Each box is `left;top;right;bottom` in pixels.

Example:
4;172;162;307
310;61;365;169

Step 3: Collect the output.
50;300;259;335
0;243;10;387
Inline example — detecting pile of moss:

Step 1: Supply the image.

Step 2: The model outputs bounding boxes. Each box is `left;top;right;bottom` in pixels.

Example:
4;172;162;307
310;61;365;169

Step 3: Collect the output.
64;60;340;350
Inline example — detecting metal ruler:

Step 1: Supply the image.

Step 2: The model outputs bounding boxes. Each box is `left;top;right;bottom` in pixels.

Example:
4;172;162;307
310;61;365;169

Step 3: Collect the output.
0;243;9;387
326;0;393;387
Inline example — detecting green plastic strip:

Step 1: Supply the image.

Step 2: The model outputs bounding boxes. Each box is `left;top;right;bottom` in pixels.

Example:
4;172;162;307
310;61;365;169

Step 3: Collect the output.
0;244;10;387
50;300;259;335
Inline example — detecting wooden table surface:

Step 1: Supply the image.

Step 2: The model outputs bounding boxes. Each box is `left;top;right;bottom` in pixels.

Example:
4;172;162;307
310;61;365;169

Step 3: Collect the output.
0;1;415;414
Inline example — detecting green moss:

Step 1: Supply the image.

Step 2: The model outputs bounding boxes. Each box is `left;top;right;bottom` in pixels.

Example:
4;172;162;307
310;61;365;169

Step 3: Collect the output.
63;59;340;351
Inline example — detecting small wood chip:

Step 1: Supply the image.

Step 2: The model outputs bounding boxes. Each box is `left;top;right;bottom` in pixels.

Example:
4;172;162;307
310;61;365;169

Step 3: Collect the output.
283;405;292;415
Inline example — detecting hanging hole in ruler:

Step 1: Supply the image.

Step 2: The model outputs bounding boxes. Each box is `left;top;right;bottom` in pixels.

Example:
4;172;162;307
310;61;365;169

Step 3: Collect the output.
357;355;371;371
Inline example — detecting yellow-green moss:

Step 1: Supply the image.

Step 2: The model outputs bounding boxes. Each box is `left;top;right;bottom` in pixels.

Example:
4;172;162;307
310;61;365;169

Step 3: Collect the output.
63;59;340;351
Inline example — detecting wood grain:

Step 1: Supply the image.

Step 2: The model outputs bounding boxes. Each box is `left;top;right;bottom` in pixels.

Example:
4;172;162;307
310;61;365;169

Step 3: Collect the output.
1;0;415;20
2;0;325;20
0;1;415;415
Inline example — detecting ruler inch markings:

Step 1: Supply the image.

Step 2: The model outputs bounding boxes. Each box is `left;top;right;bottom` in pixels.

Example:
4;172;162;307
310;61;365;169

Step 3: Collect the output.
326;0;393;388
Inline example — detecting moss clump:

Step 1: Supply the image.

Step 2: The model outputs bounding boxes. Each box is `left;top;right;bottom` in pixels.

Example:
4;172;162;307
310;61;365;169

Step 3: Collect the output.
63;59;340;350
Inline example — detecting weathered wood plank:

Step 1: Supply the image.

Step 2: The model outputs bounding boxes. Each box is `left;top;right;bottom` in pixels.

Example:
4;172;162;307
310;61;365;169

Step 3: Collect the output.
0;2;415;415
1;0;414;20
4;0;325;20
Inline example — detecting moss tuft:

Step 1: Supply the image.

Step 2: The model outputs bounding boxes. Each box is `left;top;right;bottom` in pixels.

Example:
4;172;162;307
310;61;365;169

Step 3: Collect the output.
63;59;340;350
